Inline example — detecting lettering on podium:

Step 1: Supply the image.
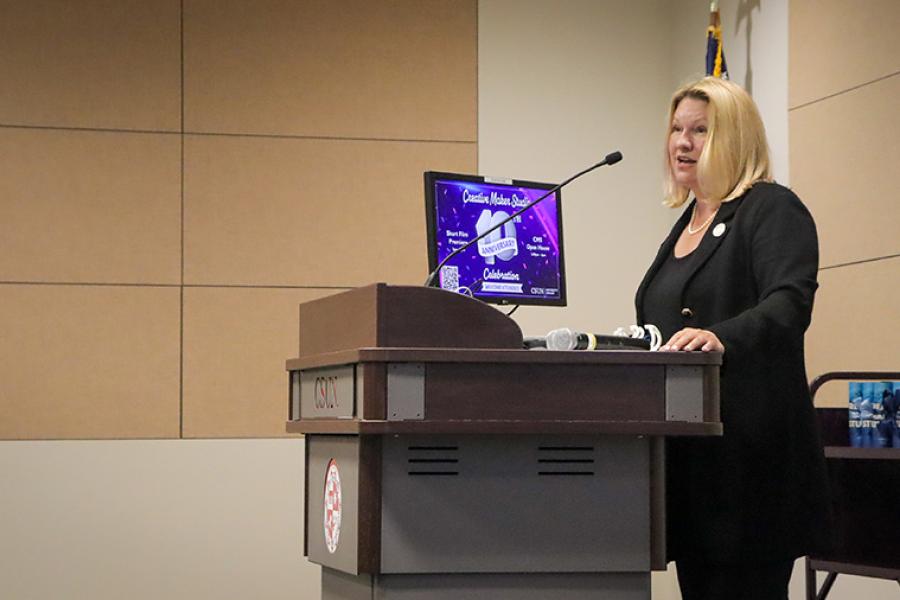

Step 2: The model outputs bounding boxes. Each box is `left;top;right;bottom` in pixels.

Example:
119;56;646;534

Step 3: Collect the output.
299;366;355;419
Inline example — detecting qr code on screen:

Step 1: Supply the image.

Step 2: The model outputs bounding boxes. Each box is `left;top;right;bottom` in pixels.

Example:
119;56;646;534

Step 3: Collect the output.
440;265;459;291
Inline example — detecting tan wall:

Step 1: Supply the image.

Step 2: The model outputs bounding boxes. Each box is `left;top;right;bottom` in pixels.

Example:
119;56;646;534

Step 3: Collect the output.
0;0;477;440
789;0;900;409
791;8;899;597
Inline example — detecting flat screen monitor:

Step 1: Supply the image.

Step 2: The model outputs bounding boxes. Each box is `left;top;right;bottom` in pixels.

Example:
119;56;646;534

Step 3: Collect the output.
424;171;566;306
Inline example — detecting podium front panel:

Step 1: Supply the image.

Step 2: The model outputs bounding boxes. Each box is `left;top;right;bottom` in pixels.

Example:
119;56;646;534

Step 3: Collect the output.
380;434;650;573
307;436;362;574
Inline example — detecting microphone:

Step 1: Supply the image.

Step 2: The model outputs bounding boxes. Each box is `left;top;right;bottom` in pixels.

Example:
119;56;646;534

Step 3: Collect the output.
547;328;600;351
545;327;651;351
423;151;623;288
604;151;623;166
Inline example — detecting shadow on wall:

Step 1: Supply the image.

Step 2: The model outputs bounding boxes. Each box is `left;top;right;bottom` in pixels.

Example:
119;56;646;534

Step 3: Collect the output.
735;0;761;94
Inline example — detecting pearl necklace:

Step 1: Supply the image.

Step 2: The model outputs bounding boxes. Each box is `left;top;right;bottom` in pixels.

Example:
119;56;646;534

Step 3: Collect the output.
687;204;719;235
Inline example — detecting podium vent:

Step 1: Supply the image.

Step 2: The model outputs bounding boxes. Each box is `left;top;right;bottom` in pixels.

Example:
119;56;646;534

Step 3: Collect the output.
406;445;459;476
536;445;595;476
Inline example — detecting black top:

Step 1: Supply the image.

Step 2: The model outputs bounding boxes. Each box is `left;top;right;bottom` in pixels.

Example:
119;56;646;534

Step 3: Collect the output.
635;182;831;564
641;244;702;341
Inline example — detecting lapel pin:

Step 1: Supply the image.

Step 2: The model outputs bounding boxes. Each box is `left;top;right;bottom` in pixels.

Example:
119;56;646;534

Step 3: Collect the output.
713;223;726;237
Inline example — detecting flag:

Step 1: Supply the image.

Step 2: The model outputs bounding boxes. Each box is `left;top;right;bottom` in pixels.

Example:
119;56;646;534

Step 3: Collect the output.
706;2;728;78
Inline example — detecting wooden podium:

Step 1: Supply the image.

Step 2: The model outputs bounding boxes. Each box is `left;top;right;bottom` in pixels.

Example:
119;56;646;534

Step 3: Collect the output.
287;284;721;600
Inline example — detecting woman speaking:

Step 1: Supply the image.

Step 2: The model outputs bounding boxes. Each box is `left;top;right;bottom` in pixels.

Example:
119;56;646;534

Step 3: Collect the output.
636;77;830;599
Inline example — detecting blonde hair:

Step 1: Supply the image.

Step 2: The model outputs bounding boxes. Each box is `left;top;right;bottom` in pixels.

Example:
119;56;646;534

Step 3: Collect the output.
663;77;771;208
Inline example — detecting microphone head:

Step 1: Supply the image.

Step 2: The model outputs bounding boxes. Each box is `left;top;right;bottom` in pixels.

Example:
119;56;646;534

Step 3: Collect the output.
546;327;576;351
605;151;623;165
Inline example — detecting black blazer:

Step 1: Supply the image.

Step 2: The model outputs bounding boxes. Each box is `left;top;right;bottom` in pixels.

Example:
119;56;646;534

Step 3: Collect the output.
636;181;830;563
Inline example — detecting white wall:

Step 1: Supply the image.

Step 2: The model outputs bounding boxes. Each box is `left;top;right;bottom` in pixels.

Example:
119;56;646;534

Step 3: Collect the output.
0;439;319;600
479;0;678;339
667;0;790;184
478;0;790;341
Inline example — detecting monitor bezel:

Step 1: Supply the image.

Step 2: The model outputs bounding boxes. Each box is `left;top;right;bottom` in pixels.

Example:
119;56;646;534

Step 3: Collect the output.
424;170;567;307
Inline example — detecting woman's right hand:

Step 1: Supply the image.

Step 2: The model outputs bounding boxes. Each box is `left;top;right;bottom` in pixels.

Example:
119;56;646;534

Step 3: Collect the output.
662;327;724;353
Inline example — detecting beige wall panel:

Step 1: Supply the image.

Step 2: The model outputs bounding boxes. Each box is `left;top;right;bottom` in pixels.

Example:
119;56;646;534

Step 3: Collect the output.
0;128;182;284
184;135;476;287
807;259;900;408
0;285;181;439
182;286;338;438
184;0;476;141
0;0;181;131
789;0;900;108
789;75;900;268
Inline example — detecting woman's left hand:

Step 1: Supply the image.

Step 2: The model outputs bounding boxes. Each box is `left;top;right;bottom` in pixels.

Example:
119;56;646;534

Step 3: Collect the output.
662;328;725;353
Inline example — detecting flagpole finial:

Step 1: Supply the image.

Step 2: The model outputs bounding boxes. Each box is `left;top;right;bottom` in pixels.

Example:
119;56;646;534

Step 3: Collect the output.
709;2;721;26
706;1;728;78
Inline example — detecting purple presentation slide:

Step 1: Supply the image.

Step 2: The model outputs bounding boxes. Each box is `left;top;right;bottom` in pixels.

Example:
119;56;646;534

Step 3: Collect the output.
432;179;563;303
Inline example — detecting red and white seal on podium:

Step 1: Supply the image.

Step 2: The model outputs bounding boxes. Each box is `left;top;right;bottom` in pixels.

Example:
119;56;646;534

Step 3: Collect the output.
323;458;342;554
